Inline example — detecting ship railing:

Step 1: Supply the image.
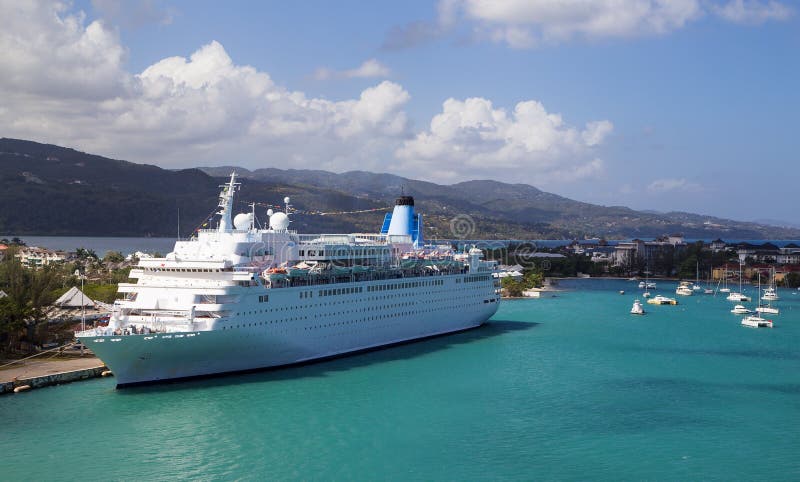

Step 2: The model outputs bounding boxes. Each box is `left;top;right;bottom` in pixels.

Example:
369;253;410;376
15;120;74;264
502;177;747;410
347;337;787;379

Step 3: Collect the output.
263;265;470;289
292;233;412;245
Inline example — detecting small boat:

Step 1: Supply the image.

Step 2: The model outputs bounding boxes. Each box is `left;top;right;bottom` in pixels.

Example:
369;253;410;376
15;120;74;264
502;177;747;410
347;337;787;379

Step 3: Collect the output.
741;315;772;328
638;281;656;289
647;295;678;305
619;290;625;295
643;291;652;298
704;288;714;295
755;271;779;315
676;282;693;296
727;292;751;302
762;267;780;301
727;263;750;302
731;304;752;315
691;262;702;291
630;299;645;315
762;287;779;301
719;287;731;293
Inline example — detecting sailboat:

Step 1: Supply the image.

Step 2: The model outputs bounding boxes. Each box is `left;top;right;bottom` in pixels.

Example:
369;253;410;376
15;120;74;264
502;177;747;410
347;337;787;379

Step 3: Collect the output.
719;264;731;293
742;275;773;327
762;267;780;301
704;269;714;294
640;258;653;297
692;261;702;291
726;262;751;302
756;273;780;315
676;281;694;296
757;268;780;314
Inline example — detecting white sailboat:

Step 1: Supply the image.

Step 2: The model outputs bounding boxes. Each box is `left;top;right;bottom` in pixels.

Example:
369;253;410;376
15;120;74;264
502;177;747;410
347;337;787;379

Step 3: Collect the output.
719;265;731;293
726;262;751;302
731;304;752;314
756;269;780;314
742;314;773;328
737;272;772;328
704;269;714;294
676;281;693;296
762;267;779;301
641;257;654;297
692;261;703;291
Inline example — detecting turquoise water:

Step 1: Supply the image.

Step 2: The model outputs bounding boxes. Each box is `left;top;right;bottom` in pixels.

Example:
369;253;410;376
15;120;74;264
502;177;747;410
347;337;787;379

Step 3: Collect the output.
2;279;799;480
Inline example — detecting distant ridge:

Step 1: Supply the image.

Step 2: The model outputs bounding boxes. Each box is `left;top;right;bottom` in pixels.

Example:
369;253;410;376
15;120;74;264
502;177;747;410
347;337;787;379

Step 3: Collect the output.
1;138;798;239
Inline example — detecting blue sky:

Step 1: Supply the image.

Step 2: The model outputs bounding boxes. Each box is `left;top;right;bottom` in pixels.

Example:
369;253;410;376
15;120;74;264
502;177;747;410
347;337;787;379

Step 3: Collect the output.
1;1;798;224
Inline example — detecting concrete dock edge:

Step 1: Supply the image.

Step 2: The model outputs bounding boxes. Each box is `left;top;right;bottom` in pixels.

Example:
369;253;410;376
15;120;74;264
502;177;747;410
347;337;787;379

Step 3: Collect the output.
0;365;109;395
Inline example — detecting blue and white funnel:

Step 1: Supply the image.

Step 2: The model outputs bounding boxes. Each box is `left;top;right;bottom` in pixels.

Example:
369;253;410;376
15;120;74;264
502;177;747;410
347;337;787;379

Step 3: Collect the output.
380;196;423;247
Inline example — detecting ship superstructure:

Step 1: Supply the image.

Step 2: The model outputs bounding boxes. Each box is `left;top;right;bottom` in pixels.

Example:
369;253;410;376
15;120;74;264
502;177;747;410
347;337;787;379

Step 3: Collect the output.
77;173;500;386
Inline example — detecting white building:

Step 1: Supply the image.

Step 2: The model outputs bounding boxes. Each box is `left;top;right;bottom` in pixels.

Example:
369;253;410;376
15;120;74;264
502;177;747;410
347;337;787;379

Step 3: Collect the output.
15;247;68;267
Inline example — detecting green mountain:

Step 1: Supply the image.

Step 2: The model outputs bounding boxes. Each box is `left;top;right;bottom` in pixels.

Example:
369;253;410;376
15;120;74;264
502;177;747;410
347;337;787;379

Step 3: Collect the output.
1;138;798;239
200;166;800;240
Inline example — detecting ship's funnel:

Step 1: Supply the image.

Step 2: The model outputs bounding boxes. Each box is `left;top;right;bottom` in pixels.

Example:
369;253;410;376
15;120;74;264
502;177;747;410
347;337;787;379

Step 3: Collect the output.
383;196;423;247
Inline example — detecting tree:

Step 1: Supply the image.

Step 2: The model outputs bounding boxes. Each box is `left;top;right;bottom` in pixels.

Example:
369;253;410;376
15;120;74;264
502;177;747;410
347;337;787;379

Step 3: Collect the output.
103;251;125;264
784;273;800;288
0;249;62;353
75;247;99;261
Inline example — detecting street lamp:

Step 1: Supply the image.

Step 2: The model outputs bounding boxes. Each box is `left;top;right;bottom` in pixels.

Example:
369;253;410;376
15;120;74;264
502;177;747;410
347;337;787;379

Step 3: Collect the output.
78;268;86;356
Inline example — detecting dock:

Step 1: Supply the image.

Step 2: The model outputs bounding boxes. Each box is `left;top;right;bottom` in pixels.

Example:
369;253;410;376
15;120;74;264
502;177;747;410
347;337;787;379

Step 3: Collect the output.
0;357;109;395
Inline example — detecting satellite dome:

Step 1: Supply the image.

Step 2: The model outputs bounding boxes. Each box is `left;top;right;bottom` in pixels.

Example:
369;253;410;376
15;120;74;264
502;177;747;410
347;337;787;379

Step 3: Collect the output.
267;209;274;216
269;211;290;231
283;196;290;204
233;212;253;230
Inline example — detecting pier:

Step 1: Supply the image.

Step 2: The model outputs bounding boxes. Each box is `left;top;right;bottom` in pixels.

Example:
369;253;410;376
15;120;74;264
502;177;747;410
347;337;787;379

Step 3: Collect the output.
0;357;109;395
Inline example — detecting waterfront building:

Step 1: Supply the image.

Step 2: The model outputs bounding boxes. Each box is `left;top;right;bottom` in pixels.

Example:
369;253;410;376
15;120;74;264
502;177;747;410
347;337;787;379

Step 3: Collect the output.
15;247;69;267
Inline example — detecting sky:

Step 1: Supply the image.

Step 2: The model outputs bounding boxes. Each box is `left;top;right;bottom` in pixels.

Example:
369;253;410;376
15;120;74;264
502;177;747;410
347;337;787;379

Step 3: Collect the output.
1;0;798;224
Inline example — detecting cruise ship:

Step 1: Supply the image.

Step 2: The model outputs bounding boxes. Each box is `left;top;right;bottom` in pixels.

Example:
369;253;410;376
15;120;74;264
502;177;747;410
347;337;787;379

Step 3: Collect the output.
77;174;501;386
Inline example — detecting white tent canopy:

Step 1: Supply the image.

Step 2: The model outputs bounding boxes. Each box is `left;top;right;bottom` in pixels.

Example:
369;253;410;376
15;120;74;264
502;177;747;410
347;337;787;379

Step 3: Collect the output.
54;286;94;308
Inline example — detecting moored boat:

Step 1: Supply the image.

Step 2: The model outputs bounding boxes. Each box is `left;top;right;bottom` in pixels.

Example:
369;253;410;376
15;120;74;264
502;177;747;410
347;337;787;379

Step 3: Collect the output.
76;173;501;387
647;295;678;305
731;304;752;315
741;315;772;328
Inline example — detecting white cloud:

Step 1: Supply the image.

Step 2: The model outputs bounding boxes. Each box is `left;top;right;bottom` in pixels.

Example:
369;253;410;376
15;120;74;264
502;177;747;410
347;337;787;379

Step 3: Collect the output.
0;1;615;189
345;59;391;78
711;0;793;24
0;0;130;100
582;120;614;147
314;59;391;80
0;2;411;172
396;97;612;183
647;178;703;193
438;0;792;48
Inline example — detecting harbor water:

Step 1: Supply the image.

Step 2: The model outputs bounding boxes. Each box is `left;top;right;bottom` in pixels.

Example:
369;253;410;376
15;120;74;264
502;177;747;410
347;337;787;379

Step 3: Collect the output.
1;279;798;480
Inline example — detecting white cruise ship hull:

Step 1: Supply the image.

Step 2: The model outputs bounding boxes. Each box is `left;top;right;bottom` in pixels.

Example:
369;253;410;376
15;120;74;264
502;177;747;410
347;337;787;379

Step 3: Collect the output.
81;276;499;386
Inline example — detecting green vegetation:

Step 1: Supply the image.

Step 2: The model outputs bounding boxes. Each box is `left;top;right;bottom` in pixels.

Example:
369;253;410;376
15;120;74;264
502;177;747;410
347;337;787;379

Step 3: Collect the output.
0;248;62;354
3;137;800;239
785;273;800;288
501;271;543;297
0;245;133;356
